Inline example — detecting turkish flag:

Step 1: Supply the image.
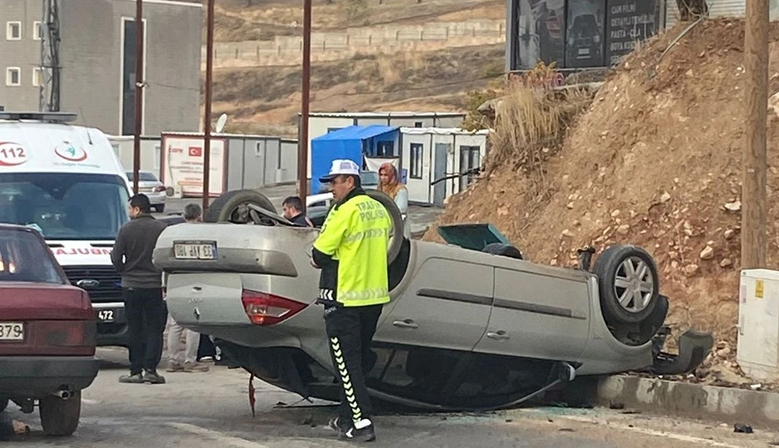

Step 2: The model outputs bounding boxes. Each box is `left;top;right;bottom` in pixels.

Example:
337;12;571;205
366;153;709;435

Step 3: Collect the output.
189;146;202;157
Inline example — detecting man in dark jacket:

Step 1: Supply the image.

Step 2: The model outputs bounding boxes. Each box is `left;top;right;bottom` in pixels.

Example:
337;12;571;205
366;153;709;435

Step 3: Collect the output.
282;196;314;227
111;194;168;384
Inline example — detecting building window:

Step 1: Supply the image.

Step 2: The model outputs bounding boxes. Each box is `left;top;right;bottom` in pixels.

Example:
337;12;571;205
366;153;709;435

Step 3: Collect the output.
255;141;265;157
459;146;480;190
6;68;21;87
377;141;394;157
414;122;423;128
32;68;43;87
6;22;21;40
33;21;42;40
410;143;423;179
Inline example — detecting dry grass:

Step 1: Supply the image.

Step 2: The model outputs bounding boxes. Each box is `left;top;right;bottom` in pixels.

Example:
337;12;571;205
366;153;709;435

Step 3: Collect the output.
374;51;428;85
480;64;594;213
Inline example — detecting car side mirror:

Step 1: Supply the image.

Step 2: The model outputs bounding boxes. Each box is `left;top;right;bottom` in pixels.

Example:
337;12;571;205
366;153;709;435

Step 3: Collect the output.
557;362;576;382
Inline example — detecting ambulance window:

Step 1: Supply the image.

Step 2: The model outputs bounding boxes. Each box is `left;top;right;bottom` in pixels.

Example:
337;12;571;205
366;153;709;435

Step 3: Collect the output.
0;173;130;240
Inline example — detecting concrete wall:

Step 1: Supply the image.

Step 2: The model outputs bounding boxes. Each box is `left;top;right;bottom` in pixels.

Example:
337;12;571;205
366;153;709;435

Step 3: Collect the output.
205;19;505;68
58;0;202;136
0;0;45;111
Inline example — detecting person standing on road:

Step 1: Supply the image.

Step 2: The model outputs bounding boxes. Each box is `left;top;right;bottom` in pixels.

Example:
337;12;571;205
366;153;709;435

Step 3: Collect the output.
111;194;168;385
378;162;410;238
165;203;209;373
282;196;314;227
311;159;392;442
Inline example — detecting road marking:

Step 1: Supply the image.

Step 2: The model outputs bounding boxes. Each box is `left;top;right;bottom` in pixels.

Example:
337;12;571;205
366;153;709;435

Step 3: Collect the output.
81;399;99;405
168;423;273;448
167;422;354;448
559;415;744;448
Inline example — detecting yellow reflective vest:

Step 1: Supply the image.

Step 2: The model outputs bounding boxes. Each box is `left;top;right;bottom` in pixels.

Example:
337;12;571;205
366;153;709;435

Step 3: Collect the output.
313;193;392;307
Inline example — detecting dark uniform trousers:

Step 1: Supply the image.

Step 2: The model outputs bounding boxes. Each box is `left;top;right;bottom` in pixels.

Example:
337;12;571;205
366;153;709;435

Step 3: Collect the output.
123;287;168;375
324;303;383;424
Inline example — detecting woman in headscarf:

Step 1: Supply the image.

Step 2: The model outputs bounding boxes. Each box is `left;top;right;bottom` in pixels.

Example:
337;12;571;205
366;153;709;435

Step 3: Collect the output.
378;162;410;238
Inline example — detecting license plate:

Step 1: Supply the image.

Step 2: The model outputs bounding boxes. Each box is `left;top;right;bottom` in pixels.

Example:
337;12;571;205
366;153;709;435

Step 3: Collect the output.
97;310;115;322
174;242;217;260
0;322;24;341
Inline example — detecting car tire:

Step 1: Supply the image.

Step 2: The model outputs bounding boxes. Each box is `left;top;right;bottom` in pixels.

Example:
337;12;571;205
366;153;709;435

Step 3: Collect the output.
364;189;404;264
594;245;659;325
155;204;165;213
0;398;7;413
204;190;277;223
39;391;81;437
482;242;523;260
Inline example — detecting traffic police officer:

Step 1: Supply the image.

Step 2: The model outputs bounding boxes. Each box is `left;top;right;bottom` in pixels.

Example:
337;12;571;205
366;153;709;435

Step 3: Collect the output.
311;159;392;443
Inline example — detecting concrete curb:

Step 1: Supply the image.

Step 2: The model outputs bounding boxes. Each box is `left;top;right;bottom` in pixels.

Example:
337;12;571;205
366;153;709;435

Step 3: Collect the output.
594;375;779;428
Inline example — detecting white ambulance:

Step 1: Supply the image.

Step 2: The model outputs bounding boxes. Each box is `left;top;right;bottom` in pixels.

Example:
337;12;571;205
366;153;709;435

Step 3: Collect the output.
0;112;133;347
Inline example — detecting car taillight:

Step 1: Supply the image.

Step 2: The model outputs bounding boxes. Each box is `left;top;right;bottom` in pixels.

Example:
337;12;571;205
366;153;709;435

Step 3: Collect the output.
241;290;307;326
155;186;166;192
34;321;96;354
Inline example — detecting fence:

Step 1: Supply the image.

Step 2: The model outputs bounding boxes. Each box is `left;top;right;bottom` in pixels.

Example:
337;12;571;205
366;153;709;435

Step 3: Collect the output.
204;19;506;68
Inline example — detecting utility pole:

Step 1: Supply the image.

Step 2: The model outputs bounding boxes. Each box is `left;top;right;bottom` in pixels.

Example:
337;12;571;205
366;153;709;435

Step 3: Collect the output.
298;0;312;211
132;0;144;195
743;0;769;269
202;0;216;212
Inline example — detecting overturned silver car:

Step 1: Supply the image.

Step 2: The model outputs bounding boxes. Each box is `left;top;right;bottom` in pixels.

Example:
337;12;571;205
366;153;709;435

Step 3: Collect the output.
154;189;712;410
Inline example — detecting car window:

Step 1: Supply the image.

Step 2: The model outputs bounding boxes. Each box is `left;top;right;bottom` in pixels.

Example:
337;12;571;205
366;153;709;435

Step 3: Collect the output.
361;171;379;185
0;228;65;284
126;172;158;182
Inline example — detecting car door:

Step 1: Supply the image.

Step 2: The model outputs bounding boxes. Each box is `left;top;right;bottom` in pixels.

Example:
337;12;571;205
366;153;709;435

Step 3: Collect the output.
374;258;493;352
473;264;591;363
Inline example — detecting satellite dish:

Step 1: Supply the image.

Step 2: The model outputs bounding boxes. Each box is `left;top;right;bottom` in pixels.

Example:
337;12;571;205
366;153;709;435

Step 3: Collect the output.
215;114;228;133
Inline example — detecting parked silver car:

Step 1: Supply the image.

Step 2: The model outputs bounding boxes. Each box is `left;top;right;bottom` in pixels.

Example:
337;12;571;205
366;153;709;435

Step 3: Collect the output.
126;171;166;212
153;189;712;411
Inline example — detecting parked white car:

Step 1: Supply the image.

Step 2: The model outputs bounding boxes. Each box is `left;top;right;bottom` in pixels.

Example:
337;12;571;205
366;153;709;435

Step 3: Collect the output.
126;170;166;212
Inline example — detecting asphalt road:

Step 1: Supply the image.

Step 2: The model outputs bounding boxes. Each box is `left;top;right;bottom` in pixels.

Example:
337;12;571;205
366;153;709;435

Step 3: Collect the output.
153;184;443;235
2;348;777;447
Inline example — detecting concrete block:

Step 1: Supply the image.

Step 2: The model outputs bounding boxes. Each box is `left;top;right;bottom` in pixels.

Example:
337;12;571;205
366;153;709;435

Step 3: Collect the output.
595;375;779;428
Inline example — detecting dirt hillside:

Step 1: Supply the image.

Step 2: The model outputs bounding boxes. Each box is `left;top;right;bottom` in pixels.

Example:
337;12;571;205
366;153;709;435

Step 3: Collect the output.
425;18;779;350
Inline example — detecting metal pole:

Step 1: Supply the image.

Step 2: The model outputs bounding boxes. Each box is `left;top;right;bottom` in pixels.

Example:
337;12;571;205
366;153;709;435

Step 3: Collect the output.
132;0;144;195
298;0;312;211
743;0;769;269
202;0;215;212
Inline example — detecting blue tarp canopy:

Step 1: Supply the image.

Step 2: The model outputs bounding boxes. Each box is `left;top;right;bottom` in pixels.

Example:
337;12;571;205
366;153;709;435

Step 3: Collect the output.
311;125;398;193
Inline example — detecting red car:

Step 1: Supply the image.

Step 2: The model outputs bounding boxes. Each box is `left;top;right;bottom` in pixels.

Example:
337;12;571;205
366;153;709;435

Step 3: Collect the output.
0;224;99;436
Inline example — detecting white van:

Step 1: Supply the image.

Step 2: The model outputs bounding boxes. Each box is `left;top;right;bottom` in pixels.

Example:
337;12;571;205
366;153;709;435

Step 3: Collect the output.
0;112;132;346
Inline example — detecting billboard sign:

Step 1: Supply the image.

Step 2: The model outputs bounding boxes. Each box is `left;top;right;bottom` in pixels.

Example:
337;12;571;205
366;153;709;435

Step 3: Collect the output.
605;0;658;65
160;134;227;197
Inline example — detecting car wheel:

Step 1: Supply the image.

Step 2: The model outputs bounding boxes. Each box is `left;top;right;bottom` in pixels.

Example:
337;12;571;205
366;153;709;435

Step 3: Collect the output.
204;190;277;224
364;189;404;264
0;398;7;413
482;242;523;260
594;245;659;325
155;204;165;213
39;391;81;437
